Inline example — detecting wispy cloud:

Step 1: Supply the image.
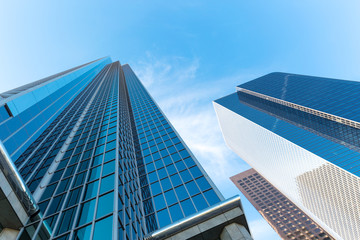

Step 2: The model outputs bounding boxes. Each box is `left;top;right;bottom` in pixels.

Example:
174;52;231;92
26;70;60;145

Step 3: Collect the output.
132;53;250;197
134;52;199;89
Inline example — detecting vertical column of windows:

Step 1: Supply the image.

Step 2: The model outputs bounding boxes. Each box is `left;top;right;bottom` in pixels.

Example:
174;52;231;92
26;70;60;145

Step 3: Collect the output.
16;64;111;185
122;65;221;232
20;65;112;192
51;63;118;240
18;64;118;240
118;63;146;239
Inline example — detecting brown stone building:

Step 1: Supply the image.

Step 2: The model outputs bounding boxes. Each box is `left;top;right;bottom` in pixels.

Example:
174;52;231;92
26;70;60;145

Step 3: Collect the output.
231;169;333;240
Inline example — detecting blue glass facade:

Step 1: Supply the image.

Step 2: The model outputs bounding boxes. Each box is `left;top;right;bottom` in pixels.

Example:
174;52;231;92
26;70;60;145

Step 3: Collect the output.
123;65;221;231
214;72;360;239
238;72;360;122
234;73;360;177
0;58;224;240
0;57;111;161
216;91;360;177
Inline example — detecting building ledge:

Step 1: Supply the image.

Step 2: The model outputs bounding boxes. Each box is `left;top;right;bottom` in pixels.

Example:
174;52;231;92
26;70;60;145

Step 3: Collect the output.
145;196;251;240
0;141;39;235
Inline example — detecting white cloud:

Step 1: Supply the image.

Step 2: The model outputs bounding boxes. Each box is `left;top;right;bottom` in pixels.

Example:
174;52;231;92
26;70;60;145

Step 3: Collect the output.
134;52;199;90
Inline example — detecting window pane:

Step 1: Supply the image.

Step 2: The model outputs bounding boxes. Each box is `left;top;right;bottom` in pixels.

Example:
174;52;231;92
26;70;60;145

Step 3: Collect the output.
74;224;92;239
146;162;155;173
47;194;65;215
40;183;57;201
56;178;70;194
105;140;116;152
96;191;114;218
157;168;167;179
157;209;171;228
88;166;101;181
193;194;208;211
104;150;115;162
175;185;188;201
56;207;76;235
180;170;192;183
154;194;166;210
93;215;113;240
203;189;220;205
164;190;177;206
170;174;181;187
84;180;99;200
185;181;200;196
148;171;158;183
92;155;103;167
66;187;82;208
175;161;186;172
150;181;162;196
189;166;202;178
102;160;115;176
77;199;96;226
100;174;114;194
160;177;172;192
181;199;196;217
169;203;183;222
196;177;211;191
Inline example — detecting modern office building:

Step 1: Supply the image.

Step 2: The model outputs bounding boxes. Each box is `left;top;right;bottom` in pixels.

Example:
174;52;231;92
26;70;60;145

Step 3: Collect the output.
214;72;360;240
231;168;333;240
0;57;251;240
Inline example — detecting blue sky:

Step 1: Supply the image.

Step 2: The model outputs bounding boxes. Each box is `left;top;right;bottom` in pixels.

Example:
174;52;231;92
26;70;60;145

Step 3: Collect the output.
1;1;360;239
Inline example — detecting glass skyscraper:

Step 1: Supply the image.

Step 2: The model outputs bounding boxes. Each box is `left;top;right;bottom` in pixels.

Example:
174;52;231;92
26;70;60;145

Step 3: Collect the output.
0;57;250;240
214;72;360;240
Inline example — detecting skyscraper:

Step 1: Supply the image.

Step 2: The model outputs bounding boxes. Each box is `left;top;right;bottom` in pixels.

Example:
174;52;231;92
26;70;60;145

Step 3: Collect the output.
214;72;360;240
0;57;251;240
231;168;333;240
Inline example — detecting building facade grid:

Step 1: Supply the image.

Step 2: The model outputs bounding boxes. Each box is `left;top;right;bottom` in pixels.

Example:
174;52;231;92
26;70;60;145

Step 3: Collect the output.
214;72;360;240
231;169;332;240
0;58;230;240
